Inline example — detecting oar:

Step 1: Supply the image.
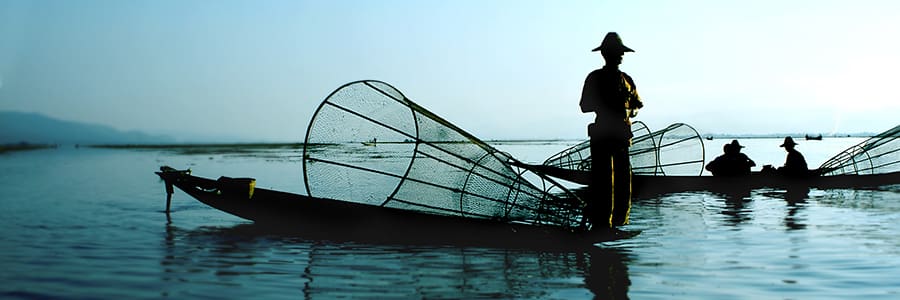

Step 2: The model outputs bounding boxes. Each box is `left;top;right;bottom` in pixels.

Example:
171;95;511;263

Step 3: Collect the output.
165;181;174;213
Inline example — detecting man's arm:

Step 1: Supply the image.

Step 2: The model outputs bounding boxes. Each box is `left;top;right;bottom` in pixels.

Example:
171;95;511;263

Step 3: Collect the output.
623;73;643;118
580;72;598;113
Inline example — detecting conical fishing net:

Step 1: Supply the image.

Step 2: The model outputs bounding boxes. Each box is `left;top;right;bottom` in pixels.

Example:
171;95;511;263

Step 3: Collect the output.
651;123;706;176
542;121;657;174
302;80;583;229
818;124;900;175
542;122;705;176
629;121;662;174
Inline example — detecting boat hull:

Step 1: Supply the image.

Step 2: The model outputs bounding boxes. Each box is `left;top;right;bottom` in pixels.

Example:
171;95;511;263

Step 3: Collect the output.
634;172;900;196
155;169;632;249
517;163;900;195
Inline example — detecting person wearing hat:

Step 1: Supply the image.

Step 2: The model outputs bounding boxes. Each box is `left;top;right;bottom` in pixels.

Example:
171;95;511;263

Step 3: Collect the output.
705;140;756;177
777;136;809;177
579;32;644;231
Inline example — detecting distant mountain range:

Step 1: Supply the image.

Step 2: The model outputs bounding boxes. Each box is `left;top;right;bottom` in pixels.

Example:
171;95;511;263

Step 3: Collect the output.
0;111;174;145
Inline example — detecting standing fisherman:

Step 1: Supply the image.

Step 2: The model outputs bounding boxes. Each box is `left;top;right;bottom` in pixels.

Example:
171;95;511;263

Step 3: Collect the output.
580;32;643;231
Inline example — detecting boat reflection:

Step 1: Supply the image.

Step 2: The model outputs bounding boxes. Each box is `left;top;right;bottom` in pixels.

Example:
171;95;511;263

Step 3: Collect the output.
161;223;632;299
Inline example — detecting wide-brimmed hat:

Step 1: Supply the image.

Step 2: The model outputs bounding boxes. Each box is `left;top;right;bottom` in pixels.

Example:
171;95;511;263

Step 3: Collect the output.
592;32;635;53
728;140;745;148
780;136;798;147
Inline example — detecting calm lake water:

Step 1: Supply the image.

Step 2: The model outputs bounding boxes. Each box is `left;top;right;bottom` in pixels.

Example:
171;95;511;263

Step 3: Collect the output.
2;138;899;299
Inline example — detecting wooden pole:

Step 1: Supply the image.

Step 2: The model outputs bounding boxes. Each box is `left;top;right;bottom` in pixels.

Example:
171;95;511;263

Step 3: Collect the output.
165;181;174;213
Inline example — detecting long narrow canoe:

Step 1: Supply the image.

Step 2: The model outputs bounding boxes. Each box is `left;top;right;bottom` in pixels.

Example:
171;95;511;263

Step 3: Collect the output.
514;162;900;195
155;167;636;249
633;171;900;196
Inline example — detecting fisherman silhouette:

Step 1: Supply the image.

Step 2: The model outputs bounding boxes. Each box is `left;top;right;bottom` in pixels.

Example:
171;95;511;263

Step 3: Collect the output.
705;140;756;176
579;32;643;231
777;136;810;177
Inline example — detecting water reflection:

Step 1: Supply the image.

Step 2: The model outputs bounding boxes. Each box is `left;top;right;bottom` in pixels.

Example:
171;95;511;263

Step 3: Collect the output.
580;247;631;299
817;186;900;211
161;223;633;299
761;187;811;231
718;189;753;227
783;187;811;231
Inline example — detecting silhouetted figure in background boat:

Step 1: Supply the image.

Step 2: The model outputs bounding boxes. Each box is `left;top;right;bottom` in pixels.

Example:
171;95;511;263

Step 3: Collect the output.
777;136;809;177
705;140;756;177
580;32;643;231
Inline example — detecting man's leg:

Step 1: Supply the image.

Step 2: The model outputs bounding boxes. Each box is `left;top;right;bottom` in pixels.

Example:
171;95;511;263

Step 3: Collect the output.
611;147;631;226
590;139;614;230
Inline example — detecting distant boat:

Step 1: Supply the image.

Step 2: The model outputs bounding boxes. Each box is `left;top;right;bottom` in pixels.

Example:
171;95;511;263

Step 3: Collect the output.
361;138;377;146
805;134;823;141
705;136;714;141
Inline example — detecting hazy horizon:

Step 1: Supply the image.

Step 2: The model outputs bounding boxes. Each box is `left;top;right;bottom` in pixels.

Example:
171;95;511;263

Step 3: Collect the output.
0;109;886;145
2;1;898;141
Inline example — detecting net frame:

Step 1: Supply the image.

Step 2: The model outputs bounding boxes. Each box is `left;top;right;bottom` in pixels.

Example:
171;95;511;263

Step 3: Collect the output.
302;80;585;229
542;122;706;176
818;124;900;175
542;121;655;173
652;123;706;176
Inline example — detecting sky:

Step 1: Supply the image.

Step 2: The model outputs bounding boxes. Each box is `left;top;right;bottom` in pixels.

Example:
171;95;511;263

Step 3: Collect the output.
1;0;898;142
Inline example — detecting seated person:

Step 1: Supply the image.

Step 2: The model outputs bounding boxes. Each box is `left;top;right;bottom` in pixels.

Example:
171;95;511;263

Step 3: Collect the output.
705;140;756;176
777;136;810;177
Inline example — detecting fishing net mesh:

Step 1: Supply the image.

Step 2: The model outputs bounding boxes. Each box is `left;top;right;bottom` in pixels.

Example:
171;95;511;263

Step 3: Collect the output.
543;122;706;176
819;125;900;175
303;81;583;229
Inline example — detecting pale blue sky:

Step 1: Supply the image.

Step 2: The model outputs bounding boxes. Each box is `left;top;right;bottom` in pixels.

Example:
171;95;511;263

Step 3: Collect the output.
1;0;898;141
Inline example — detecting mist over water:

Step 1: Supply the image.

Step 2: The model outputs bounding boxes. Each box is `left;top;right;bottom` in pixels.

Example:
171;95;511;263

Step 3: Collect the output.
1;138;898;299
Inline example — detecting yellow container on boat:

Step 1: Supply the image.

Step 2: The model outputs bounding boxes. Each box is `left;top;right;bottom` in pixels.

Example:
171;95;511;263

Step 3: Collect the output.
217;176;256;199
246;179;255;199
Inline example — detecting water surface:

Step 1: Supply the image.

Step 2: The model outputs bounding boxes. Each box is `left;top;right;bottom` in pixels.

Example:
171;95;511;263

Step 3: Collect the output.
1;139;898;299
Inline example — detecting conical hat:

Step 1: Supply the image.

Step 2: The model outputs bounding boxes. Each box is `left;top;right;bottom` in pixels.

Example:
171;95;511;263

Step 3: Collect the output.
592;32;635;53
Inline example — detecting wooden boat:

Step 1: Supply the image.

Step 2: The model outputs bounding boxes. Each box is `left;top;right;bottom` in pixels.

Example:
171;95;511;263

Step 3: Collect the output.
152;81;650;248
512;162;900;195
532;124;900;195
155;167;636;249
361;138;377;146
633;171;900;196
805;134;823;140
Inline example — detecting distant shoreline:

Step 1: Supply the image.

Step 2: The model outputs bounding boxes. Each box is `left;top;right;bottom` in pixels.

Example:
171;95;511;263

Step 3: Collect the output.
2;134;873;153
0;143;58;154
86;135;874;149
91;143;305;149
701;133;874;139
